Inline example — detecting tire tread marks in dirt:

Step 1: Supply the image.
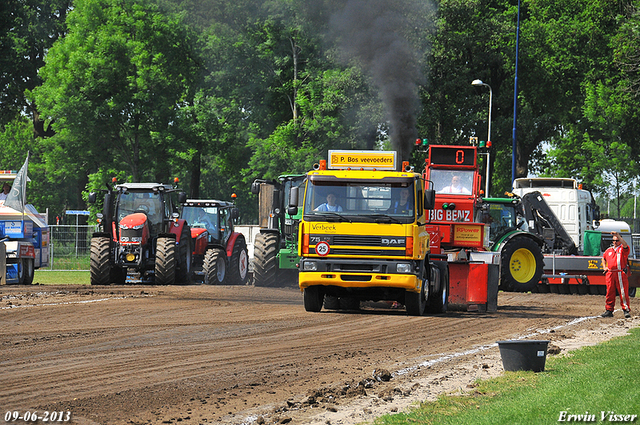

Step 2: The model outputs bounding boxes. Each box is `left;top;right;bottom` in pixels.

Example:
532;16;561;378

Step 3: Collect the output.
90;237;112;285
155;237;177;285
253;233;279;287
227;236;249;285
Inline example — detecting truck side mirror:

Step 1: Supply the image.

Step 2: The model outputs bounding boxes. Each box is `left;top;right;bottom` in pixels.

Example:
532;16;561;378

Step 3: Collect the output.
88;192;97;204
251;180;261;195
178;192;187;204
231;207;239;219
287;186;299;216
424;189;436;210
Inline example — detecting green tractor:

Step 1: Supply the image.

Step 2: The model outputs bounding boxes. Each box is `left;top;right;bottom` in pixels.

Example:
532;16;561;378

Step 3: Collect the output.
477;196;545;292
250;174;306;287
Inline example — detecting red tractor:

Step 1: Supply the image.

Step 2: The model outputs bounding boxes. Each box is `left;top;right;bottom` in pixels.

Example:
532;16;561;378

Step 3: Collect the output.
180;199;249;285
88;182;192;285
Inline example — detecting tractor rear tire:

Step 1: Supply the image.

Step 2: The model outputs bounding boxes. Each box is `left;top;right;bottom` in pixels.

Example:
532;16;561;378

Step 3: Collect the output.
253;233;279;287
303;286;324;312
155;237;177;285
90;237;112;285
203;248;226;284
175;226;192;284
228;236;249;285
427;260;449;314
500;236;543;293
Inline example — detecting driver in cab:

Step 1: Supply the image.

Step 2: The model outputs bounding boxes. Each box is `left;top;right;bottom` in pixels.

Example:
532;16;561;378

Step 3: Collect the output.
197;208;217;232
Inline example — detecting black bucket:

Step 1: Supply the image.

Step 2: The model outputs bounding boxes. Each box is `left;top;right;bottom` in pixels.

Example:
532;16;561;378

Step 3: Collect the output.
497;340;550;372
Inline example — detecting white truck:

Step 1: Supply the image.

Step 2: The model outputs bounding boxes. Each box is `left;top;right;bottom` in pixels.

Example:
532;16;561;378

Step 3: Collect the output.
512;177;636;295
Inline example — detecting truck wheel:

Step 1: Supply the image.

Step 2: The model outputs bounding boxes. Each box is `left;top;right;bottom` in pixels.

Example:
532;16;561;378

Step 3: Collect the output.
90;237;112;285
405;264;428;316
339;297;360;311
228;236;249;285
324;295;340;310
253;233;279;287
19;258;34;285
500;237;543;292
303;286;324;312
175;226;192;284
427;260;449;314
203;248;226;284
155;237;177;285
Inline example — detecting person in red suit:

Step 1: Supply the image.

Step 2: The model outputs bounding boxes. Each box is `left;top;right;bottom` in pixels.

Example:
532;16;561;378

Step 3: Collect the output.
601;232;631;318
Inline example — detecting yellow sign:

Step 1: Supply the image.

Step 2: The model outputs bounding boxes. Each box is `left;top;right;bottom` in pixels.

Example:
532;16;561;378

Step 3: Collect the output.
453;224;483;243
328;150;396;170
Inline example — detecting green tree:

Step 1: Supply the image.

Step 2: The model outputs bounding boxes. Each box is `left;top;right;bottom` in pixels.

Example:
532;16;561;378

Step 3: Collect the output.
0;0;70;134
34;0;200;192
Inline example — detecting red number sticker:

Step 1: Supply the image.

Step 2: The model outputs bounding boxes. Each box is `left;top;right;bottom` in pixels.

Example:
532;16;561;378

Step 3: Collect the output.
315;241;330;256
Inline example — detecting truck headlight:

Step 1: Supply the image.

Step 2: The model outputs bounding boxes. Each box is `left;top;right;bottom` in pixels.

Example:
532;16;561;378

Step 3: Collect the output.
303;261;318;271
396;263;412;273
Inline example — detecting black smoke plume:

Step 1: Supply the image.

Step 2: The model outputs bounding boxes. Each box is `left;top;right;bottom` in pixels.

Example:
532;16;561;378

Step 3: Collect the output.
329;0;428;164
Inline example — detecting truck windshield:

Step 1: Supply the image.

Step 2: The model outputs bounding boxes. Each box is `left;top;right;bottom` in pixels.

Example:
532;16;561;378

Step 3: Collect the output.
303;180;416;223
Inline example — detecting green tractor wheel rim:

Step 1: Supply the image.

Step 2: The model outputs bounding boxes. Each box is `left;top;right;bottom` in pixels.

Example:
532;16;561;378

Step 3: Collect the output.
510;248;536;283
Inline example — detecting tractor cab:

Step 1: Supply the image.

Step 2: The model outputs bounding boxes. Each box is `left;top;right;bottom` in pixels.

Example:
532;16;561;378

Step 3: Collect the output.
114;183;176;241
180;199;248;285
475;197;527;247
181;200;237;246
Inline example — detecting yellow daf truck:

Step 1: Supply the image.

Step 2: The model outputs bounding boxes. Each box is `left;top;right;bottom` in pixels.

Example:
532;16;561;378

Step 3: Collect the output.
290;150;447;316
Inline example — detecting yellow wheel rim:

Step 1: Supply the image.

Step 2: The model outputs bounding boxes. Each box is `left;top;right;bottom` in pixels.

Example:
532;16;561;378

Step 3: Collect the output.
510;248;536;283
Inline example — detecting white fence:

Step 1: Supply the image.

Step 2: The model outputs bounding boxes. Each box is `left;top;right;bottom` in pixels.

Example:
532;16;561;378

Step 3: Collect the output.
47;224;98;270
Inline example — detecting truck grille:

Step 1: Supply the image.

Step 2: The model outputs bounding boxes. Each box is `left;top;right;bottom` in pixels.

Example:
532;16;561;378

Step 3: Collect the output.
333;235;381;246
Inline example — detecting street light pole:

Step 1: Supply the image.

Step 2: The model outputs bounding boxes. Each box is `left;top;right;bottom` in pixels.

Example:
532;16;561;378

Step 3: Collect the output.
472;79;492;197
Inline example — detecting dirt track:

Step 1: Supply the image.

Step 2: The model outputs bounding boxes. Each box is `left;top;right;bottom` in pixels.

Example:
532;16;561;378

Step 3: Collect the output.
1;283;638;425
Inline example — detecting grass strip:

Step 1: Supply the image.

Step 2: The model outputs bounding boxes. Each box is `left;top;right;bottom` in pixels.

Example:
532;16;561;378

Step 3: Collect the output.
34;270;90;285
375;327;640;425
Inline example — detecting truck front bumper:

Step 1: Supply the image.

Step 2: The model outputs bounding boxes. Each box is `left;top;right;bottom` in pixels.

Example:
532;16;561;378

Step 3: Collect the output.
299;271;420;292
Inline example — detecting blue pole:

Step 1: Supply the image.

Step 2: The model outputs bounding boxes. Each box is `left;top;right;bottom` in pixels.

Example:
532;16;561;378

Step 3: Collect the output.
511;0;521;189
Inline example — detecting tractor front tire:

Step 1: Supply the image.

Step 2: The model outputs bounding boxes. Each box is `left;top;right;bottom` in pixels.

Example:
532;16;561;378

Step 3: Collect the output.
203;248;226;284
228;236;249;285
90;237;112;285
253;233;279;287
500;236;543;292
155;237;177;285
